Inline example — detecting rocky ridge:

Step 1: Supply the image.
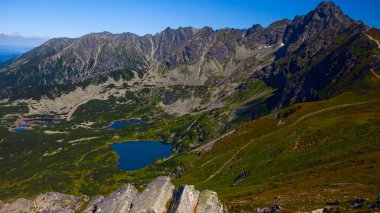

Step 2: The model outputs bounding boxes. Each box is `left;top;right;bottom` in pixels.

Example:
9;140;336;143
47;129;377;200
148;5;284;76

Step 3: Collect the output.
0;2;358;89
0;176;224;213
1;1;377;121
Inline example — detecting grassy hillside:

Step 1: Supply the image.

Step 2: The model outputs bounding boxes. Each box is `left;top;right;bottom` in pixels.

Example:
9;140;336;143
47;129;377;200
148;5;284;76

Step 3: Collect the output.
174;72;380;211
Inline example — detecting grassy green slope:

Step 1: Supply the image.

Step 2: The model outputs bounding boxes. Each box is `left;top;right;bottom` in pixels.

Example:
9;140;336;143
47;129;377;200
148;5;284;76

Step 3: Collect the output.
174;72;380;211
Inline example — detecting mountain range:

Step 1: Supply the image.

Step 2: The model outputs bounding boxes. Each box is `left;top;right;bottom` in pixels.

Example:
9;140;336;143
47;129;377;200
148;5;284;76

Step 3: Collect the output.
0;2;378;113
0;1;379;212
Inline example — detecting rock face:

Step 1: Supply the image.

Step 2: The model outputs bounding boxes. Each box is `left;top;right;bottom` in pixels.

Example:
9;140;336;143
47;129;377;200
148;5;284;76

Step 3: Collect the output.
83;195;104;213
84;184;137;213
170;185;200;213
0;193;82;213
129;176;175;213
196;190;224;213
0;198;33;213
33;192;83;213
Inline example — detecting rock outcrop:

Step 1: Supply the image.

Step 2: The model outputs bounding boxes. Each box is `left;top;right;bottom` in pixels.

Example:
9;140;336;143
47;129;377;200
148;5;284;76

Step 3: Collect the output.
83;195;105;213
170;185;200;213
84;184;137;213
0;198;34;213
0;176;223;213
33;192;83;213
196;190;224;213
129;176;175;213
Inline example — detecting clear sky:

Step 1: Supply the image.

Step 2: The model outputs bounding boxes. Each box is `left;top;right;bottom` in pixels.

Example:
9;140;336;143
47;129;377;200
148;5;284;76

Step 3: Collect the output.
1;0;379;38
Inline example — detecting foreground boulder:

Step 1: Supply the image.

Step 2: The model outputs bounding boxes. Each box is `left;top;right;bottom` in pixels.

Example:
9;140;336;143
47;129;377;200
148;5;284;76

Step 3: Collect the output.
196;190;224;213
130;176;175;213
83;195;104;213
84;184;137;213
170;185;200;213
0;198;33;213
33;192;83;212
0;192;82;213
0;176;223;213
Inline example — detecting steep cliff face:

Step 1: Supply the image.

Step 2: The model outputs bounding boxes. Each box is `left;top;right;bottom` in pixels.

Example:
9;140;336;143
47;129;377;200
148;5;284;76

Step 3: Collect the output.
0;176;224;213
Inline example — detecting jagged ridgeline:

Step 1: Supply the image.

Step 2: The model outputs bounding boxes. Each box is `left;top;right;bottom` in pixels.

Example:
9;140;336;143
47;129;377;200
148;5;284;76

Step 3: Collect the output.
0;1;379;212
0;3;378;102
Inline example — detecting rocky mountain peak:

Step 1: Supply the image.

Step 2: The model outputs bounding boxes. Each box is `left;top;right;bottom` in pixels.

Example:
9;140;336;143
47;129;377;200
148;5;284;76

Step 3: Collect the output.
314;1;343;15
281;1;360;58
246;24;264;36
306;1;355;27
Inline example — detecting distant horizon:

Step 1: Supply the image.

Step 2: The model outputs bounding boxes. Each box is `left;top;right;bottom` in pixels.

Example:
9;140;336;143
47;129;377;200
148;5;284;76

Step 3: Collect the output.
1;0;380;40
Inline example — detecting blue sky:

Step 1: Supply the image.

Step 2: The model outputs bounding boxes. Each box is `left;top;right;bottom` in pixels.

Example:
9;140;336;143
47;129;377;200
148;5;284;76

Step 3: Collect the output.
0;0;379;38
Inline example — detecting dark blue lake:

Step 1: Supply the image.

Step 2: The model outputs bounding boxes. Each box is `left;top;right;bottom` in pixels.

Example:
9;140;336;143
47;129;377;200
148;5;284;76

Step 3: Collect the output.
105;119;145;130
110;141;173;171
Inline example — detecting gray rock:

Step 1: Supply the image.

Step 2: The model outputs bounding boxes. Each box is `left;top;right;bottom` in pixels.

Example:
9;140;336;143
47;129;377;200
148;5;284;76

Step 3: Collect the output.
170;185;199;213
0;178;224;213
85;184;137;213
311;208;325;213
130;176;175;213
83;195;105;213
33;192;83;213
196;190;223;213
0;198;33;213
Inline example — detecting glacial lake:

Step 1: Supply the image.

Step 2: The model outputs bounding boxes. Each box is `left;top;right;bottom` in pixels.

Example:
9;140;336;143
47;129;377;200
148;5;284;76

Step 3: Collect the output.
105;119;145;130
110;141;173;171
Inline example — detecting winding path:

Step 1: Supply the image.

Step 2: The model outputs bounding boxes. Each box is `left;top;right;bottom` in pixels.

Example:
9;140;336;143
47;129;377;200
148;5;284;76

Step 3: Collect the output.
196;139;255;186
365;30;380;78
366;32;380;49
291;101;375;126
370;69;380;79
191;129;235;153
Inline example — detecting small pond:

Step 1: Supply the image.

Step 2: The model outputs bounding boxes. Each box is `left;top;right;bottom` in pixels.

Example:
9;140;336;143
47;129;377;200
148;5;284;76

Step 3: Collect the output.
11;117;54;132
105;119;145;130
110;141;173;171
14;124;30;132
